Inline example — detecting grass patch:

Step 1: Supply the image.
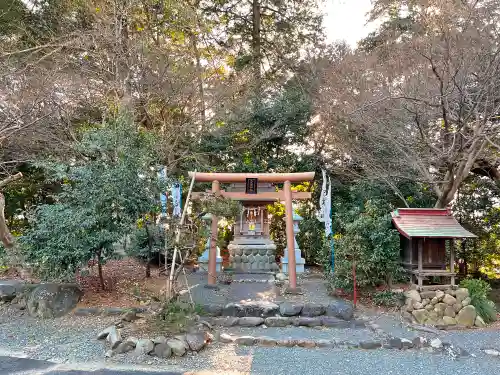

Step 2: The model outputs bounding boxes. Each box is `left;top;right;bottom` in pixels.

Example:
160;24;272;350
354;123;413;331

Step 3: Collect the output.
151;302;205;334
460;278;497;324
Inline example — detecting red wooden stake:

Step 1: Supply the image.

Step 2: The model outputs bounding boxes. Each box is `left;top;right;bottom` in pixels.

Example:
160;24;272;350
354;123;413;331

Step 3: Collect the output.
352;258;357;307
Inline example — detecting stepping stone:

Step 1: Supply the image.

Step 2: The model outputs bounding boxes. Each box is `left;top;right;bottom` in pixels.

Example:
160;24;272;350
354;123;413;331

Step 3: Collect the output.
279;302;303;316
301;304;325;317
265;317;290;327
238;317;264;327
321;316;350;328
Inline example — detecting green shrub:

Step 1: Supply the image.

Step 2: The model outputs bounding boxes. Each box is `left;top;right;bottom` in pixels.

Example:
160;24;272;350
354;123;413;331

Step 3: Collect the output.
372;290;405;307
460;278;497;323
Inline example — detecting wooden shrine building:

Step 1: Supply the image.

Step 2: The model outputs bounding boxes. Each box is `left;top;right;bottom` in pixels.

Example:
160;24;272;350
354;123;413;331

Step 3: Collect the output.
391;208;476;289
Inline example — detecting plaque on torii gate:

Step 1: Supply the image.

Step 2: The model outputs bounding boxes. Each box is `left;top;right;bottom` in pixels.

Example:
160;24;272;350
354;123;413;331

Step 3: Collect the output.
189;172;315;291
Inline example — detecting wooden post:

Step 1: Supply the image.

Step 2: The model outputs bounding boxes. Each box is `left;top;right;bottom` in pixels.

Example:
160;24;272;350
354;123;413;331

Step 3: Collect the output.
450;239;455;286
208;180;220;286
418;239;423;288
284;180;297;290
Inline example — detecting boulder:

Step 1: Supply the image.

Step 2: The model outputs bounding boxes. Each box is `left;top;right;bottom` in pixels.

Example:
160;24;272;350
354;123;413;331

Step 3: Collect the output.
235;336;256;346
325;300;354;320
212;317;240;327
430;338;443;349
442;316;457;326
0;280;25;302
241;301;279;317
279;302;303;316
186;333;206;352
297;340;316;348
222;303;245;317
434;303;447;315
401;339;414;349
153;343;172;358
388;337;403;349
411;309;428;324
444;289;456;296
166;338;188;356
421;298;430;307
258;337;277;346
238;317;264;327
412;337;429;349
134;339;154;356
404;298;414;312
425;304;434;311
114;337;137;354
413;301;424;310
301;303;325;317
316;339;336;348
105;326;122;349
461;297;471;307
430;297;439;305
265;317;290;327
27;283;82;318
455;288;469;303
442;294;457;305
475;315;486;328
404;290;421;302
456;305;476;327
453;303;463;313
444;306;456;318
359;341;382;349
276;339;296;347
435;290;445;301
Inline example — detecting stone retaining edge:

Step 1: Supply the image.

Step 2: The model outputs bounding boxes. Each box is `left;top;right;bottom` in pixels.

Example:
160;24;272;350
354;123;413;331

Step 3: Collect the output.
73;307;148;316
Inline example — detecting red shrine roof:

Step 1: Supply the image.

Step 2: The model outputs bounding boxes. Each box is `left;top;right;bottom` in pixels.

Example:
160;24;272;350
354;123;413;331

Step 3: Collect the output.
391;208;477;239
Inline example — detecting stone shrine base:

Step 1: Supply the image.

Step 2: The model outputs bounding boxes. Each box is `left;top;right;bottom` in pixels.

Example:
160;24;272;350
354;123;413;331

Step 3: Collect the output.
228;242;279;272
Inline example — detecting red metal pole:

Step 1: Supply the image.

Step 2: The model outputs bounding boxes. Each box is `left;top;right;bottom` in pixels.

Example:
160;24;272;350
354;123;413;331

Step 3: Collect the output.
352;258;357;307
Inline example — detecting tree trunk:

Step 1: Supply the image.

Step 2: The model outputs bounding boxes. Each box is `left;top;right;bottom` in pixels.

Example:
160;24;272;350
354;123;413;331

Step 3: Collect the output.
96;250;105;290
0;173;22;248
252;0;262;97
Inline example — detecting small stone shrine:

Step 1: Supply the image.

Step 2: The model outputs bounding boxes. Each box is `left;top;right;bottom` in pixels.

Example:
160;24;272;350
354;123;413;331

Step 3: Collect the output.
228;181;279;271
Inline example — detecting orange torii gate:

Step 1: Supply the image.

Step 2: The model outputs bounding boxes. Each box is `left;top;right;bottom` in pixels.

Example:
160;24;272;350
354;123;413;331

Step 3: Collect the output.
189;172;315;291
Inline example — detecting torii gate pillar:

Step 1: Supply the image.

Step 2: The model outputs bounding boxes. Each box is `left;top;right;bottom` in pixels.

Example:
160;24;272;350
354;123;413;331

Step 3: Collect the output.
284;180;297;289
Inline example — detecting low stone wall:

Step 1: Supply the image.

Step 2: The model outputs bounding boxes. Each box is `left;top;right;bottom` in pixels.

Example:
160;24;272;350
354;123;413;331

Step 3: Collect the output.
402;287;484;328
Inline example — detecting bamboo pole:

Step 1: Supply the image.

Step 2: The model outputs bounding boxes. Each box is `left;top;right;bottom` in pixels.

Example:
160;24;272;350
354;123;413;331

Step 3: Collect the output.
167;170;197;299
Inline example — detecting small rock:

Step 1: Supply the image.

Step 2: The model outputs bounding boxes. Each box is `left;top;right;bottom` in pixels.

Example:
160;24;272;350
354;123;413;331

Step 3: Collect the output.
421;298;430;307
302;303;326;317
444;306;456;318
201;304;223;317
425;304;434;311
105;326;122;349
435;290;445;300
222;303;245;317
475;315;486;327
402;311;413;322
411;309;428;324
152;336;167;345
153;343;172;358
219;333;234;343
257;337;277;346
235;336;256;346
104;349;114;358
279;302;303;316
325;300;354;320
443;316;457;326
455;288;469;303
420;291;436;299
412;337;428;349
456;305;476;327
276;273;288;281
186;333;206;352
134;339;154;356
461;297;471;307
404;290;421;302
430;338;443;349
401;338;414;349
404;298;414;312
321;316;350;328
296;317;322;327
297;340;316;348
265;317;290;327
444;289;455;296
97;325;115;340
241;301;279;317
430;297;439;305
238;317;264;327
114;341;135;354
167;338;188;356
442;294;457;305
121;310;137;322
359;341;382;350
276;339;296;347
484;349;500;356
388;337;403;349
316;339;336;348
434;302;447;315
453;303;463;313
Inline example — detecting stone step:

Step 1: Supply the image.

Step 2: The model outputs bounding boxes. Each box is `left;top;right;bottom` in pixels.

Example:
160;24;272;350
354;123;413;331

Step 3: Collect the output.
202;315;366;329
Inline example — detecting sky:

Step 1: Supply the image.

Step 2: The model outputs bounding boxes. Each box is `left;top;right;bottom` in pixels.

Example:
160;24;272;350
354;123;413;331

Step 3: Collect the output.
323;0;377;47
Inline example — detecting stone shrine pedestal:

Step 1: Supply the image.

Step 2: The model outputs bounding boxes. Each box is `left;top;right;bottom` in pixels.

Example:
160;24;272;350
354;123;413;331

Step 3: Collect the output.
228;237;278;272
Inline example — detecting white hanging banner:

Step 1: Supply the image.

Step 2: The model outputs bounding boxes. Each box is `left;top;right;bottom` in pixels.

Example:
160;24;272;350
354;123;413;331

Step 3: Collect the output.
324;176;332;237
171;183;182;217
318;169;328;223
158;167;168;217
